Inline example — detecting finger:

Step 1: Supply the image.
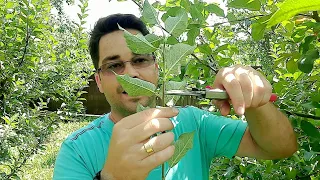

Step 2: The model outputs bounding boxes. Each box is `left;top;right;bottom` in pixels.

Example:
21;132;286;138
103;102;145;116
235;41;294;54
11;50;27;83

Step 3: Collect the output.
212;99;224;109
138;132;174;159
131;118;174;142
118;107;179;129
220;100;231;116
261;76;272;106
212;67;232;90
222;73;245;115
213;100;231;116
249;72;265;107
235;67;253;108
140;145;175;171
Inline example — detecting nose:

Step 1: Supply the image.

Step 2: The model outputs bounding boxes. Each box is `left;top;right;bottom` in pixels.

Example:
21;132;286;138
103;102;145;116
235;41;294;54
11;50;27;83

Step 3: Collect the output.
122;62;139;78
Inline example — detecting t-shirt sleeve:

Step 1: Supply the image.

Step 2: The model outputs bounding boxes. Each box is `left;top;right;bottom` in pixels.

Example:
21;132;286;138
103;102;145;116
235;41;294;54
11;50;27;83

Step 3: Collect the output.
53;139;93;180
190;107;247;160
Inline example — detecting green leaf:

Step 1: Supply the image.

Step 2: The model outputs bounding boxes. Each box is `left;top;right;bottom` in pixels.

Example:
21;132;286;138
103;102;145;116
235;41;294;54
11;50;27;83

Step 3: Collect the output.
116;74;156;97
251;15;272;41
77;13;82;20
298;49;319;73
118;25;157;54
205;4;225;17
2;116;11;125
136;103;150;112
187;27;200;45
142;0;158;25
181;0;191;11
198;44;212;54
160;80;187;106
6;1;15;8
267;0;320;28
168;131;195;168
145;34;162;48
226;12;237;23
292;28;307;43
252;22;266;41
165;43;196;76
300;36;317;54
161;7;183;22
166;36;179;45
228;0;261;11
5;14;14;19
286;58;298;73
301;120;320;139
165;10;188;37
190;3;204;22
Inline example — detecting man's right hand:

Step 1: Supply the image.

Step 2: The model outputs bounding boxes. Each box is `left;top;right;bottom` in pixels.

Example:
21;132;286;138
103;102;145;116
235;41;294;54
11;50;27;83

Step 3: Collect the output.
101;107;179;180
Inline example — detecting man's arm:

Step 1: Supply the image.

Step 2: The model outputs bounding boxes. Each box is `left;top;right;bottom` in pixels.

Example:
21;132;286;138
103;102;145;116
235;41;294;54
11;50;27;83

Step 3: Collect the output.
236;103;297;159
212;65;297;160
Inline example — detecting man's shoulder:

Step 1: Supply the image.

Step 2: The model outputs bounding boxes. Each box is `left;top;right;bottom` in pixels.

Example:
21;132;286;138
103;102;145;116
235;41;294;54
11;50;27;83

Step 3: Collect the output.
65;114;112;143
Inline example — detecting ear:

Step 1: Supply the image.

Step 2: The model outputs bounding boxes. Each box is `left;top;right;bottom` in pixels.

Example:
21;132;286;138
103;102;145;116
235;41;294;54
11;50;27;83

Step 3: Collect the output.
94;73;104;93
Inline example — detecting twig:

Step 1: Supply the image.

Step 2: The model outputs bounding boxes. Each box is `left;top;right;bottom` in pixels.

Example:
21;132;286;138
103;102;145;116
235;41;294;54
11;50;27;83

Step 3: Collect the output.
18;2;31;67
204;14;265;28
131;0;142;10
284;110;320;120
297;13;314;18
18;27;30;67
312;11;320;22
191;54;217;73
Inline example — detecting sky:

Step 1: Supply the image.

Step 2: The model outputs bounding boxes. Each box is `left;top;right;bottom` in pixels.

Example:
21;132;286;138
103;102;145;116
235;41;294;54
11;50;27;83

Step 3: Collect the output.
62;0;226;30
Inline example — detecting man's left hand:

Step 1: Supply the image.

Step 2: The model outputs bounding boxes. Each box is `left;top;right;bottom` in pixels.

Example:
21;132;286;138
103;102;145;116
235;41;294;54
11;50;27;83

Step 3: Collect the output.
212;65;272;116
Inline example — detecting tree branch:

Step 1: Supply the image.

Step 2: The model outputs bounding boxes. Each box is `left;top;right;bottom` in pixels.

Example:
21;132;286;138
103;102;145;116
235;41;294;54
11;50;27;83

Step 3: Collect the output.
18;28;30;67
297;13;314;18
204;14;265;28
18;7;31;67
284;110;320;120
131;0;142;10
312;11;320;22
190;54;218;73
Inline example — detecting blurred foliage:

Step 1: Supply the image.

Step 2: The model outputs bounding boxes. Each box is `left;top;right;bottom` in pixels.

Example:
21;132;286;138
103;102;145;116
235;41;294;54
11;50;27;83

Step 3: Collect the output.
0;0;92;179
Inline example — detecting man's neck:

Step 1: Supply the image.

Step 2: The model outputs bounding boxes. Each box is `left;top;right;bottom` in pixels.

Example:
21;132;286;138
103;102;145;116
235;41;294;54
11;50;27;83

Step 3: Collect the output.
109;111;122;123
109;108;134;123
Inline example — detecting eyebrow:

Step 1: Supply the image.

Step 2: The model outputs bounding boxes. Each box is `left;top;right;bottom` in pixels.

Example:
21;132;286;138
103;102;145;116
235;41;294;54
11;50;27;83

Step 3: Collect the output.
101;53;148;64
101;55;120;64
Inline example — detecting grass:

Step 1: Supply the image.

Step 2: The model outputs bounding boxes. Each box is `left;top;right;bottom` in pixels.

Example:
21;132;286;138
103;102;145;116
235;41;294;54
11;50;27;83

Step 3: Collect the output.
18;118;94;180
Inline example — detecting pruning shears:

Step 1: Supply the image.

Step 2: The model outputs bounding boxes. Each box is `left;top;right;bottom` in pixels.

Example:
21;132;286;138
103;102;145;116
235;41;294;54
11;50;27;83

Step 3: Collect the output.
165;86;278;102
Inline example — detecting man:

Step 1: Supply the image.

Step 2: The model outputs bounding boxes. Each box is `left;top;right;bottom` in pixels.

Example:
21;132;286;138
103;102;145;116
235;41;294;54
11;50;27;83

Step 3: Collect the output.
53;14;297;180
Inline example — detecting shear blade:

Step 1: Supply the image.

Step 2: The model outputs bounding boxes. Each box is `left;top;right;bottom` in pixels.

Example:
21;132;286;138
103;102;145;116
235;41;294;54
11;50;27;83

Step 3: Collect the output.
165;90;204;97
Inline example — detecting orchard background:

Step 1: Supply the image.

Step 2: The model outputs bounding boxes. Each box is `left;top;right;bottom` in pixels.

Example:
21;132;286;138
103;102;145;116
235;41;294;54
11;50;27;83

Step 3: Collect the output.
0;0;319;179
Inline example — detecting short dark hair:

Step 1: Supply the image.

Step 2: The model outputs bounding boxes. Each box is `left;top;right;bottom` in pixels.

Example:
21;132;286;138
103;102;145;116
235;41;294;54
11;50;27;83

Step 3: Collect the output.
89;14;149;70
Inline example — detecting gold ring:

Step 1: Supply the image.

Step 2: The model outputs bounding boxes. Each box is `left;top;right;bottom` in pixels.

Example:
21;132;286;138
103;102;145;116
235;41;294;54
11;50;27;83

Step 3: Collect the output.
143;143;154;154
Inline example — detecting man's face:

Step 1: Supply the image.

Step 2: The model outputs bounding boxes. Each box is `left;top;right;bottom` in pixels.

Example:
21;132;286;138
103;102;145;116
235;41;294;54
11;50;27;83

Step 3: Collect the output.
95;29;159;116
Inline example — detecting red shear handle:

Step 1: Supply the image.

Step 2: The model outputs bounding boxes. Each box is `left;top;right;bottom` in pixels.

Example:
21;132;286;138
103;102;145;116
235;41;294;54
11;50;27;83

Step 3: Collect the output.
270;93;277;102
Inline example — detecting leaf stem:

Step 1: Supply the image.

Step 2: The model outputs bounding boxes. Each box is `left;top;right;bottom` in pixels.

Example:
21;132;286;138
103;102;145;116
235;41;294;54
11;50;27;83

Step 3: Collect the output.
160;27;167;180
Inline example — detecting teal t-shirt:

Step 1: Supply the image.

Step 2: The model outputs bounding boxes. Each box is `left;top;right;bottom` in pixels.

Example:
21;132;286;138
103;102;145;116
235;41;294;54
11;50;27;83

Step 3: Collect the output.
53;106;247;180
